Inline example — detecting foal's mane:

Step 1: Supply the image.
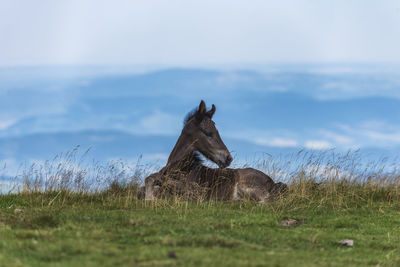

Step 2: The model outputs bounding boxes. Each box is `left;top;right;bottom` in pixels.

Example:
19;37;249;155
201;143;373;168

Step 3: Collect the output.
183;108;198;126
183;106;212;126
182;108;206;166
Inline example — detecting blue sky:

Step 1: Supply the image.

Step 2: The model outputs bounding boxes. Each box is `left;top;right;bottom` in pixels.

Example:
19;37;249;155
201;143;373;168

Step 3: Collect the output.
1;66;400;150
1;1;400;66
1;1;400;181
1;65;400;182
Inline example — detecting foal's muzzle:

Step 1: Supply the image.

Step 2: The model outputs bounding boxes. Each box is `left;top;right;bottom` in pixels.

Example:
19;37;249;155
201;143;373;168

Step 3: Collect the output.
217;153;232;168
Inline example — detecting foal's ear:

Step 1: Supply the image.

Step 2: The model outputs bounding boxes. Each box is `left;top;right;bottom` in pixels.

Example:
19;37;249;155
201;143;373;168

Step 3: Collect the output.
198;100;206;114
207;104;216;118
195;100;207;122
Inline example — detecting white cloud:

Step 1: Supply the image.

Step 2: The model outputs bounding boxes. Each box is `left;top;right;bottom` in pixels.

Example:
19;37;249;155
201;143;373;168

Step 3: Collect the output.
88;134;117;142
226;129;300;148
0;119;17;131
317;130;353;145
215;73;252;86
321;81;355;93
137;110;181;135
255;137;298;148
304;140;333;150
333;120;400;148
1;0;400;66
364;131;400;144
359;120;393;130
313;79;400;100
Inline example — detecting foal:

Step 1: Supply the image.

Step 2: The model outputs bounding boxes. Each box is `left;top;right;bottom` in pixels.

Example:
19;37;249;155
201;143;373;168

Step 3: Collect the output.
144;100;287;202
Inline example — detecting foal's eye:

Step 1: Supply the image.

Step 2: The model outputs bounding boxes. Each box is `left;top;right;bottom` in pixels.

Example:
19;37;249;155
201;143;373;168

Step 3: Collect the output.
204;131;213;137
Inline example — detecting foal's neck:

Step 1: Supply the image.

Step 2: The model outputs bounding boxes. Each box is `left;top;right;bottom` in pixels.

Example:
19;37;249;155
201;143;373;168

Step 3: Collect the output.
167;132;196;167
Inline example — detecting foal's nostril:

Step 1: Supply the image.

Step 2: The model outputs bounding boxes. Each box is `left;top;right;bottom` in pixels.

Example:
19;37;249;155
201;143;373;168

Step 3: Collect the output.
226;154;233;165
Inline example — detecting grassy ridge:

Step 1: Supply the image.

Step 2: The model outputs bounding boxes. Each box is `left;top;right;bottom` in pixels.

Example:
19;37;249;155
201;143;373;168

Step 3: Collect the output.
1;191;400;266
1;149;400;266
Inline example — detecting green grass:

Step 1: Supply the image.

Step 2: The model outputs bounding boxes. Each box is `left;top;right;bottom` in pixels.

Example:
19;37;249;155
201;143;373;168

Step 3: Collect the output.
1;192;400;267
2;149;400;266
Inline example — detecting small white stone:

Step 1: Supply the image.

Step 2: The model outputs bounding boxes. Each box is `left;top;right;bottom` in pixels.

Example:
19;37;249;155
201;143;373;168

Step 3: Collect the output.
282;218;302;227
338;239;354;247
14;208;23;214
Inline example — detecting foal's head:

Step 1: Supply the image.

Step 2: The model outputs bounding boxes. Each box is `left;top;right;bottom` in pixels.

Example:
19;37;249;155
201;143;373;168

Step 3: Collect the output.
182;100;232;168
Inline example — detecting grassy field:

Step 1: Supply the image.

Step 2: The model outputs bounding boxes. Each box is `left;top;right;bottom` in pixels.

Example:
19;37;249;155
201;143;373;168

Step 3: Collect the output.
1;150;400;266
0;190;399;267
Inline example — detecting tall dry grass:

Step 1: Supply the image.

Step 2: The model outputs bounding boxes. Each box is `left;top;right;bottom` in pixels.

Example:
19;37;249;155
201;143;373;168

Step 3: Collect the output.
257;149;400;210
1;147;399;210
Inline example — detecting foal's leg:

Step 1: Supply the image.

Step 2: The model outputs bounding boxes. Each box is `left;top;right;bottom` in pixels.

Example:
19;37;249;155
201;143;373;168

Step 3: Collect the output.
231;181;266;202
144;173;160;200
235;168;285;203
231;183;241;201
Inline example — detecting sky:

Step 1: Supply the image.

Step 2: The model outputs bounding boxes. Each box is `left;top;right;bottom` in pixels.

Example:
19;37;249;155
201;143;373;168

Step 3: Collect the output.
1;66;400;150
1;0;400;66
1;1;400;183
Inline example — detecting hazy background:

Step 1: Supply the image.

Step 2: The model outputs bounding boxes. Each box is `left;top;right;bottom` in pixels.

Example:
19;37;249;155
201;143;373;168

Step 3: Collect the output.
1;1;400;184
